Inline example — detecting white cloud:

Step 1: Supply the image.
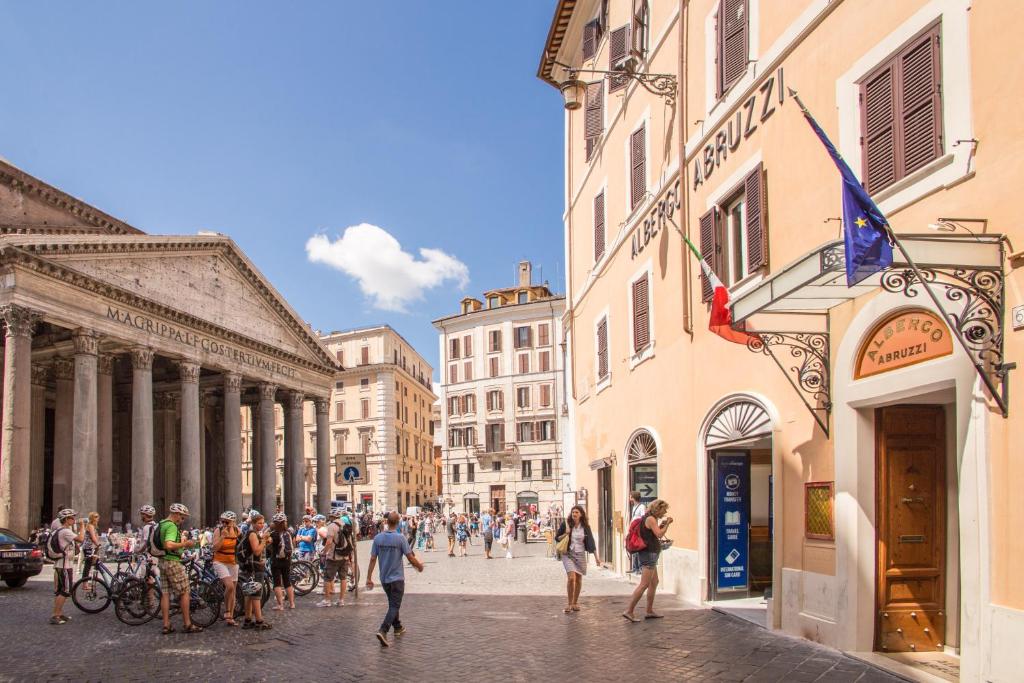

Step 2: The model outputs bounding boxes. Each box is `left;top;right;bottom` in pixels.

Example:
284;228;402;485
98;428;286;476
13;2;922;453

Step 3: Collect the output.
305;223;469;312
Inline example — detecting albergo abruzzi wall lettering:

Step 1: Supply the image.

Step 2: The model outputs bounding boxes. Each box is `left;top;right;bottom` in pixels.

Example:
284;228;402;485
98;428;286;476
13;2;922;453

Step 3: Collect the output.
631;177;682;260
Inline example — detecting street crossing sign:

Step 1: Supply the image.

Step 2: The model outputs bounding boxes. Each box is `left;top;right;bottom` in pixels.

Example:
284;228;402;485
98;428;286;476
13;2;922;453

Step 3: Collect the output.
334;452;367;485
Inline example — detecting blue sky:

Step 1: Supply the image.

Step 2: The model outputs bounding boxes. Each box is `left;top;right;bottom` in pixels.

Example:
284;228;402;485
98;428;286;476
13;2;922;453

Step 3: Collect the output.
0;2;565;377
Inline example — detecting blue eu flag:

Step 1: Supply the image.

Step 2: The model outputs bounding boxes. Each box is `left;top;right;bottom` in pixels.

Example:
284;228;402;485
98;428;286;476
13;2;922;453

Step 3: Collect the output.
797;103;894;286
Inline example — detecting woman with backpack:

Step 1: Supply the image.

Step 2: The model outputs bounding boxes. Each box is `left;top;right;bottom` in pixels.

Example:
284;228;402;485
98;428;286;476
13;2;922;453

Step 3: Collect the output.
238;512;272;630
269;513;295;611
211;511;240;626
622;498;673;623
555;505;600;613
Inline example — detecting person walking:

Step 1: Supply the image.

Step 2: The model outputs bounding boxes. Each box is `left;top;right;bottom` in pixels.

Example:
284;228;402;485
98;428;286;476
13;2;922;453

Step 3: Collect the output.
270;513;295;611
211;511;240;626
318;511;354;607
157;503;202;634
80;512;101;581
502;515;516;559
445;513;457;557
622;499;672;623
481;508;494;559
627;491;647;575
49;509;84;624
555;505;600;613
366;511;424;647
455;515;469;557
238;511;272;630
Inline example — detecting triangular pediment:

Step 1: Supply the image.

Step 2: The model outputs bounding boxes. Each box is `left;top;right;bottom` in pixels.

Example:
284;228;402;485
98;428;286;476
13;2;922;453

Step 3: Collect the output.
9;235;335;369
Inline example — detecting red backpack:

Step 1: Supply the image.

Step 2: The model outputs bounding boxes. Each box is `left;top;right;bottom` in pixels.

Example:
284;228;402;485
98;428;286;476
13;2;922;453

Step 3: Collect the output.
625;517;647;553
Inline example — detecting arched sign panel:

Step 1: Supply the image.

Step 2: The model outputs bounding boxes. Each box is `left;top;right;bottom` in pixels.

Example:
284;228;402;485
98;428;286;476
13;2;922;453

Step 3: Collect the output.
855;309;954;379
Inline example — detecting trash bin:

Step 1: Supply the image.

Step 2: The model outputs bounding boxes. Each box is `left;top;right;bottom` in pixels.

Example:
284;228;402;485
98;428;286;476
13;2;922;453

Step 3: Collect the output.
518;526;527;543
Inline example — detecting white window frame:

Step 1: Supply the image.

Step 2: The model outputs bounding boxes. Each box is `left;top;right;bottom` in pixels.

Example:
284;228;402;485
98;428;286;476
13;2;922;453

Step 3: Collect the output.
627;260;656;369
703;151;765;298
723;191;749;287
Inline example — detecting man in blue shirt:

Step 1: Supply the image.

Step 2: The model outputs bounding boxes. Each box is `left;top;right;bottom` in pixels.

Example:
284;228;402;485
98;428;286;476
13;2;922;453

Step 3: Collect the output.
366;511;424;647
295;516;317;561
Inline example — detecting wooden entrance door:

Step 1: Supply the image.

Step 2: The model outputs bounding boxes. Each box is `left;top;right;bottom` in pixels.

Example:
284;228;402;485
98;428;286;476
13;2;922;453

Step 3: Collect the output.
875;405;946;652
490;485;505;515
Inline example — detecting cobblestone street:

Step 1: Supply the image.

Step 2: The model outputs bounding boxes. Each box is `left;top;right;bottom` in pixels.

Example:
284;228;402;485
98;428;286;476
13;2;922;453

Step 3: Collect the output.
0;538;902;682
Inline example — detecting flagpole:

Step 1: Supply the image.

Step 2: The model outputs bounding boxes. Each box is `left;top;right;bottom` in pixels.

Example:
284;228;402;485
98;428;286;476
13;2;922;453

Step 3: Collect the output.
789;87;1008;415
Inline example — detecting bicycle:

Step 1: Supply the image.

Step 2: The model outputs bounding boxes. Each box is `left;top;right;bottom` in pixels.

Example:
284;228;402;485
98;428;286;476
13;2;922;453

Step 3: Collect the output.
114;554;222;628
71;552;145;614
290;552;319;597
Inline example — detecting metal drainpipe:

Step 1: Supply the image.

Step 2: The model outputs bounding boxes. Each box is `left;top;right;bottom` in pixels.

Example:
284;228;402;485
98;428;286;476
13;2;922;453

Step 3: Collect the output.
564;77;578;400
680;0;693;336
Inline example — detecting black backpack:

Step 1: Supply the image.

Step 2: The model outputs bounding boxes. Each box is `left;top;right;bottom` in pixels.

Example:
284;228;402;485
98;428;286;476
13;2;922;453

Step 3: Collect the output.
148;520;172;558
236;529;258;567
45;528;66;561
330;522;352;559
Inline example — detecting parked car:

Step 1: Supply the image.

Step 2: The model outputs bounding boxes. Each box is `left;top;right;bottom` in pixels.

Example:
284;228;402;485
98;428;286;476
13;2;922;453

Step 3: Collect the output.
0;528;44;588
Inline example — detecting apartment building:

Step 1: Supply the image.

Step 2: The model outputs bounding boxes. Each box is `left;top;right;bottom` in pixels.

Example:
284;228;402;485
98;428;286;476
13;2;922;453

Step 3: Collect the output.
539;1;1024;680
434;262;570;516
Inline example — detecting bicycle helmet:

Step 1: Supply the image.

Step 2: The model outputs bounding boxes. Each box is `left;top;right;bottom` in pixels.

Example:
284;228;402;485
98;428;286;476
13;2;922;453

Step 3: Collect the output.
272;512;287;524
313;514;326;522
138;504;156;517
248;509;261;521
302;515;312;522
57;508;77;521
240;578;263;597
327;509;340;520
168;503;190;516
220;511;237;522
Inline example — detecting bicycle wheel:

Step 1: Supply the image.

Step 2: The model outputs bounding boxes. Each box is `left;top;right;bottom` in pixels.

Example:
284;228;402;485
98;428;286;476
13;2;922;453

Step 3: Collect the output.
189;582;221;629
71;576;111;613
290;560;317;596
261;576;272;607
115;579;161;626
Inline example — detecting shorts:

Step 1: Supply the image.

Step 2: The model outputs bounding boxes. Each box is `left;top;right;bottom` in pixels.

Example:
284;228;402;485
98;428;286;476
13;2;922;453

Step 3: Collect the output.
483;532;494;551
271;560;292;589
212;561;238;581
636;550;660;569
158;560;190;597
53;567;74;597
323;558;350;582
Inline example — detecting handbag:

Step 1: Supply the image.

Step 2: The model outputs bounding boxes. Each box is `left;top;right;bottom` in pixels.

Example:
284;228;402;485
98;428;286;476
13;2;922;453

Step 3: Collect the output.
554;532;570;556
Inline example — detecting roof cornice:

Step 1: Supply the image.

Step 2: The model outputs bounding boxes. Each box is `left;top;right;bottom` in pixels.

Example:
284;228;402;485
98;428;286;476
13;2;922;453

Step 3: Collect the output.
536;0;578;87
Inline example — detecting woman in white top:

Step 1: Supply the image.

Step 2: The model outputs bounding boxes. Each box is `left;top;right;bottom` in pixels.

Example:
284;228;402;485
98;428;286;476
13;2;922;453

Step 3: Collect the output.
555;505;600;613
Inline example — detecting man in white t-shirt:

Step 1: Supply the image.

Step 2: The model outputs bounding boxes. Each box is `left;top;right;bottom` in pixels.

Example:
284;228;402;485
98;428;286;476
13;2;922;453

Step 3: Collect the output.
50;508;85;625
628;492;646;575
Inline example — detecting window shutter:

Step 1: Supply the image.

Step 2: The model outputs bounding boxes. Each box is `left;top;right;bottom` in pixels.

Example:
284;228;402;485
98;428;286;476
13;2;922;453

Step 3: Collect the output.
594;190;606;262
608;25;630;92
583;19;599;60
632;275;650;352
630;0;647;60
899;25;942;177
463;335;472;356
860;62;897;193
717;0;748;97
630;125;646;209
744;163;768;272
584;81;604;161
597;318;609;379
699;208;719;302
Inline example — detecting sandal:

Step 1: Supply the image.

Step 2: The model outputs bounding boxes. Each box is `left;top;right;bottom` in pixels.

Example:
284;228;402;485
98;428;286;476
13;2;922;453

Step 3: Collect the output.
571;605;580;612
256;621;272;630
224;618;238;627
182;624;203;634
162;626;176;635
563;607;572;614
644;613;665;619
621;612;641;623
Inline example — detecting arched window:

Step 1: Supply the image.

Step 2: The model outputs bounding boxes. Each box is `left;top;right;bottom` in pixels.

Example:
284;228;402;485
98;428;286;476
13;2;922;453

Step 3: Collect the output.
626;429;659;505
627;430;658;462
705;401;771;447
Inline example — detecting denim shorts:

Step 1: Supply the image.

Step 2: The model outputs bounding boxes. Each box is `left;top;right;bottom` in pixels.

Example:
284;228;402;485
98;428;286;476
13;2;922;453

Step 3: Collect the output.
636;550;660;568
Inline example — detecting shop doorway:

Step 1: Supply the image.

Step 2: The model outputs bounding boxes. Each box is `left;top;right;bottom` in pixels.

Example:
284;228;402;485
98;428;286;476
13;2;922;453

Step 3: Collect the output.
597;466;613;565
703;400;774;614
875;405;946;653
490;485;506;515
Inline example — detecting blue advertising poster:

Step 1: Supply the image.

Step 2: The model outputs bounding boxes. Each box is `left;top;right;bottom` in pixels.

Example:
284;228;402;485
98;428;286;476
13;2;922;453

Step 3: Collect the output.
715;453;749;592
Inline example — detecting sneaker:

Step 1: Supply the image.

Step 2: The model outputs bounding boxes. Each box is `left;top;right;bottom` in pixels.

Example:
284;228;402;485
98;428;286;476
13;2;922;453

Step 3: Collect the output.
49;616;64;625
315;599;332;607
394;625;406;636
334;601;344;607
59;615;71;623
375;631;390;648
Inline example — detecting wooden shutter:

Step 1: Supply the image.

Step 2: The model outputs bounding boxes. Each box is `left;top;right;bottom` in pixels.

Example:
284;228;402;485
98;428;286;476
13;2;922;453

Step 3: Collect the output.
744;163;768;272
584;81;604;161
699;208;720;302
597;317;609;379
632;275;650;352
540;384;551;406
608;25;630;92
630;125;646;209
860;62;897;193
594;190;606;262
631;0;647;59
717;0;748;97
583;19;599;60
463;335;472;356
899;25;942;177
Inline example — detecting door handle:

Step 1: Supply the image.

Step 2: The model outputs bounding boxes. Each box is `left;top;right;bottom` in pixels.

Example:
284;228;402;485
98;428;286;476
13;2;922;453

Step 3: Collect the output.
900;497;925;504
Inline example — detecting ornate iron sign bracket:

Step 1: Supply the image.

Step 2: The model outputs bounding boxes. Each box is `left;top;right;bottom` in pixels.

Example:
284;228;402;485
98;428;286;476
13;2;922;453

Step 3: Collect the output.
880;264;1009;416
746;331;832;436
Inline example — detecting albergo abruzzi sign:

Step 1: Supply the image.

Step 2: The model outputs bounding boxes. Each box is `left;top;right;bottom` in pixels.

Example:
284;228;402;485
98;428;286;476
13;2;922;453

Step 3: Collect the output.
106;305;298;379
630;177;682;260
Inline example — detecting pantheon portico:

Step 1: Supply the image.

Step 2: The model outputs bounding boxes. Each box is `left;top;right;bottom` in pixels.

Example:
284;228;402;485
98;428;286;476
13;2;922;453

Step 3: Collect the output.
0;158;337;535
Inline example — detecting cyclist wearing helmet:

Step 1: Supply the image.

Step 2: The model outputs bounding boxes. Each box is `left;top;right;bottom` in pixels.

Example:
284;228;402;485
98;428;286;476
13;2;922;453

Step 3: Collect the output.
211;511;240;626
269;513;295;611
158;503;202;634
240;512;272;630
50;508;84;625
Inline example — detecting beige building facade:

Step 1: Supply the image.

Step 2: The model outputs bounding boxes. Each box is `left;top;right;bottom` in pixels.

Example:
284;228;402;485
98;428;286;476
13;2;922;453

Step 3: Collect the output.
540;0;1024;680
434;262;571;517
0;158;336;533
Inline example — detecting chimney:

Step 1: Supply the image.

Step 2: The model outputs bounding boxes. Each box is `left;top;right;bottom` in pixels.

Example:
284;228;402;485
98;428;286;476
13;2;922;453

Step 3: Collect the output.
518;261;532;288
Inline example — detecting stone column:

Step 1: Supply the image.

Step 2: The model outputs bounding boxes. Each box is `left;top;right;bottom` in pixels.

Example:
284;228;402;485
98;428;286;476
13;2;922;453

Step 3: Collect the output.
130;347;155;521
71;329;99;516
223;374;242;515
250;404;260;509
314;398;331;515
0;305;40;535
160;393;178;510
52;357;75;515
29;364;49;529
115;393;132;522
257;383;277;515
283;390;305;523
178;360;201;520
96;354;115;525
198;392;208;524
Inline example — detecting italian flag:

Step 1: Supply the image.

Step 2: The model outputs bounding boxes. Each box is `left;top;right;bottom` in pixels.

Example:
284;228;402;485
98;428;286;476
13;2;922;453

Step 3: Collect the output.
684;235;760;346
